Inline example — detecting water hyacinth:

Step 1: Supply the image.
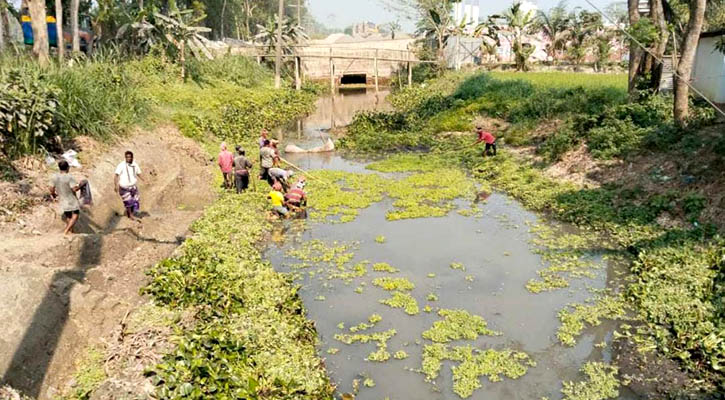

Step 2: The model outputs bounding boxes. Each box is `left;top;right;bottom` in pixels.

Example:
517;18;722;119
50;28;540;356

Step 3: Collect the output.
334;329;397;363
372;277;415;291
379;292;420;315
561;362;620;400
422;344;534;398
372;262;399;273
557;295;628;346
422;309;500;343
450;262;466;271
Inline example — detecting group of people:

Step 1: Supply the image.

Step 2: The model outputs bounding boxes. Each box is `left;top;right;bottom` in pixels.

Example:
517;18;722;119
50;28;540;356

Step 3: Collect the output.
50;150;143;235
216;129;308;219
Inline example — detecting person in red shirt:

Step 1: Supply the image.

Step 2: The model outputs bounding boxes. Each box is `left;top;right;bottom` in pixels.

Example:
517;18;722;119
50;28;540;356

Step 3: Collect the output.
217;142;235;189
475;126;497;157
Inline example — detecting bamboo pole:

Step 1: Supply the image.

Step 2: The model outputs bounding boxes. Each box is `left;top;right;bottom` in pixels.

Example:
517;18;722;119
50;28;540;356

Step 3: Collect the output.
329;48;334;95
374;49;379;92
295;56;301;90
408;61;412;87
279;157;330;185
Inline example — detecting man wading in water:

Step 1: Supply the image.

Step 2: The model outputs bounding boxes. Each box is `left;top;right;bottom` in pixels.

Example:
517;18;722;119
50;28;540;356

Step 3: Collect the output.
259;140;279;187
114;151;144;222
49;160;82;235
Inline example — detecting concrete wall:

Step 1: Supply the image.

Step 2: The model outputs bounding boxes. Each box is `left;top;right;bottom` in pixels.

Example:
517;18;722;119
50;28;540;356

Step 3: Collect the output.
692;35;725;103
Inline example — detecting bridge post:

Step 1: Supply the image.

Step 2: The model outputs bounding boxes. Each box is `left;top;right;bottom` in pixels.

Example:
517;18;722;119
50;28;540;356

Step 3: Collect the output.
295;56;301;91
408;61;412;87
374;49;379;93
329;48;335;95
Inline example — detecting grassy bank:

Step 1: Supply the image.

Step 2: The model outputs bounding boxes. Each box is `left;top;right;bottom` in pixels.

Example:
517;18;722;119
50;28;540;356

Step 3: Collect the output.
342;71;724;394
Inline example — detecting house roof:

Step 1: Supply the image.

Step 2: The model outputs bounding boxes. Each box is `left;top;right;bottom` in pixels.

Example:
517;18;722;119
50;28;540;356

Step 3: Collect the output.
701;29;725;38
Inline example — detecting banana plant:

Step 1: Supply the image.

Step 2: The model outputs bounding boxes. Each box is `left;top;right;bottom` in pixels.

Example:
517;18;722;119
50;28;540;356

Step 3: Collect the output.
154;10;213;78
255;15;308;55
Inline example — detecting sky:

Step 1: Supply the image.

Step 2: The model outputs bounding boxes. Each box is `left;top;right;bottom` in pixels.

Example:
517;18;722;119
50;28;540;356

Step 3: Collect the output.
308;0;619;32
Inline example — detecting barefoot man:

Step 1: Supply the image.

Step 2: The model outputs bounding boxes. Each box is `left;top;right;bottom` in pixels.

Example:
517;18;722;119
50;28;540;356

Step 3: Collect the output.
49;160;81;235
114;151;144;221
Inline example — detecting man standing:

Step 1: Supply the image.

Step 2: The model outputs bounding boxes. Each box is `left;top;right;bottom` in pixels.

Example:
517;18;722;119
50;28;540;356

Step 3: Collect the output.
259;129;269;150
218;142;234;189
233;146;253;194
259;140;278;186
49;160;81;235
475;126;497;157
114;151;143;221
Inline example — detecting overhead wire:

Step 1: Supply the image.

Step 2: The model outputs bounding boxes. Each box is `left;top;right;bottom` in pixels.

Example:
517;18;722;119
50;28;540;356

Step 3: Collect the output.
582;0;725;119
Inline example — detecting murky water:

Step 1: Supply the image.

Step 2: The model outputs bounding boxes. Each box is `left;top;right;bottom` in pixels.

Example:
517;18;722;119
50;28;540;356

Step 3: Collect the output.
266;89;633;400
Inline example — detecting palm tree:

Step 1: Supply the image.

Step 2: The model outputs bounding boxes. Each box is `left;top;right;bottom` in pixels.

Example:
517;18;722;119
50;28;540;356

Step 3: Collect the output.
535;1;570;63
503;2;537;71
473;16;501;64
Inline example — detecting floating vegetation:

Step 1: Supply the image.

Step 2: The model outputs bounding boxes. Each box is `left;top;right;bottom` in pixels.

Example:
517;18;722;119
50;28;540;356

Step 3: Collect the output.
422;309;500;343
561;362;620;400
394;350;409;360
525;224;604;293
287;239;355;265
335;329;397;363
465;275;474;282
354;287;364;294
327;348;340;355
450;262;466;271
363;378;376;388
427;273;436;278
372;277;415;291
306;157;475;223
557;295;628;346
315;295;326;301
424;305;433;313
349;314;383;333
427;293;439;302
372;262;399;273
422;344;534;399
380;292;420;315
375;235;386;243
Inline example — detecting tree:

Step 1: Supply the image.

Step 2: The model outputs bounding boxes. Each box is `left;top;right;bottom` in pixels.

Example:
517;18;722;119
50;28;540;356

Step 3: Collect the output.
55;0;63;62
566;10;602;67
593;32;614;71
503;2;537;71
155;10;213;78
535;1;570;62
71;0;80;53
474;16;501;64
673;0;707;126
255;15;307;53
275;0;283;89
0;0;6;52
28;0;49;66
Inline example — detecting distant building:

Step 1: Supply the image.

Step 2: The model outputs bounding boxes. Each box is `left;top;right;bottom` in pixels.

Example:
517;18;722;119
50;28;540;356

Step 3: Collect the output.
452;1;480;29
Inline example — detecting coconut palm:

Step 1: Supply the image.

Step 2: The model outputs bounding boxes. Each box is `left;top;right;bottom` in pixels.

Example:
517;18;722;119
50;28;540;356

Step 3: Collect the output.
535;1;570;63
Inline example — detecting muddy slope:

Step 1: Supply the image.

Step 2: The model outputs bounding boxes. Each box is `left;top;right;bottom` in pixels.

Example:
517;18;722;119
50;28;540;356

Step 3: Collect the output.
0;126;215;399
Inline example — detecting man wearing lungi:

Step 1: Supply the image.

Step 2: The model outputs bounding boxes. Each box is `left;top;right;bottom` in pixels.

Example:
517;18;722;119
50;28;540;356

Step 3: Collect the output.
114;151;143;221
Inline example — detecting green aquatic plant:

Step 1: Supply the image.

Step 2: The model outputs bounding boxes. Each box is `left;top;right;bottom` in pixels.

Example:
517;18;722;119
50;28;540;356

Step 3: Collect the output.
557;296;628;346
424;305;433;313
450;262;466;271
363;378;375;388
334;329;397;363
422;309;500;343
372;277;415;291
375;235;386;243
427;293;439;302
348;314;383;333
327;348;340;355
394;350;409;359
422;344;535;398
380;292;420;315
372;263;399;273
561;362;620;400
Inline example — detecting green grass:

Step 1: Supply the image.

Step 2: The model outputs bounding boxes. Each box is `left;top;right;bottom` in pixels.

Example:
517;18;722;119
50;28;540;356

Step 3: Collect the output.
489;71;627;91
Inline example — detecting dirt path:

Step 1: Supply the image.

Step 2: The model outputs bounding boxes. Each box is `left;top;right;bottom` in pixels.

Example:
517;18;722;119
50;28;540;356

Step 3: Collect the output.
0;126;215;399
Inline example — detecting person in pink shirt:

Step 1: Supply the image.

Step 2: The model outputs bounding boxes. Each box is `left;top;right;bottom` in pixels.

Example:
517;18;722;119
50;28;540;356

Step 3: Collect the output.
217;142;235;189
474;126;497;157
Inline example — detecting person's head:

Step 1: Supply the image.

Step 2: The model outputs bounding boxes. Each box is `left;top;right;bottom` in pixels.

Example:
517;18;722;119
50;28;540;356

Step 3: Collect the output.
221;142;227;151
125;151;134;164
236;146;245;155
261;129;268;138
476;126;483;131
287;170;294;178
272;182;282;191
270;139;279;148
263;139;270;147
58;160;70;172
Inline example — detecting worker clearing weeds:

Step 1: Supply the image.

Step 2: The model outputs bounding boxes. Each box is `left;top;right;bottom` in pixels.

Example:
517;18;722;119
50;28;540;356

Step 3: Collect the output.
268;182;289;219
474;126;497;157
285;178;308;219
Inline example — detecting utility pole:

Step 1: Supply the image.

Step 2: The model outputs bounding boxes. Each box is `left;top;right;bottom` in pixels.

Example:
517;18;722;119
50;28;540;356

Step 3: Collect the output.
275;0;284;89
297;0;302;26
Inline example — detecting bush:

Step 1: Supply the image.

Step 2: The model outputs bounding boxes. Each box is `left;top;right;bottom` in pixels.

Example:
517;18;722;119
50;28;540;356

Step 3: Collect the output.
587;118;651;159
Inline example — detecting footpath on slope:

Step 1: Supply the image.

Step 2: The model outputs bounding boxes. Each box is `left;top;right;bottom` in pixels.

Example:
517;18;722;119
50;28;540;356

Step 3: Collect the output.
0;125;215;399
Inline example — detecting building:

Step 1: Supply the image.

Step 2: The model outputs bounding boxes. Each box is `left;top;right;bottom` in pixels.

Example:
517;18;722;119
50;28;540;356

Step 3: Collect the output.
453;1;480;29
352;22;379;38
692;30;725;105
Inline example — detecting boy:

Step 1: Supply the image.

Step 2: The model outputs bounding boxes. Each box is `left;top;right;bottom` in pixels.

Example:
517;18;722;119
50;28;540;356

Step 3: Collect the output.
49;160;81;235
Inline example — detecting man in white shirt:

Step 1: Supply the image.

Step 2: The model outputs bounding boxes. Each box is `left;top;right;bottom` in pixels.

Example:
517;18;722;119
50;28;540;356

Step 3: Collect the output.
114;151;143;221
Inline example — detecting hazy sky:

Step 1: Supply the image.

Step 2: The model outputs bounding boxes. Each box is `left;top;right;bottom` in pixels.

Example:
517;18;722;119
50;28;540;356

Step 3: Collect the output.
309;0;619;31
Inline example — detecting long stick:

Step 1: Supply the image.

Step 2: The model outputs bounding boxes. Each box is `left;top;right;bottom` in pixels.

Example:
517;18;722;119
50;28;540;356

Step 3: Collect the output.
279;156;330;184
